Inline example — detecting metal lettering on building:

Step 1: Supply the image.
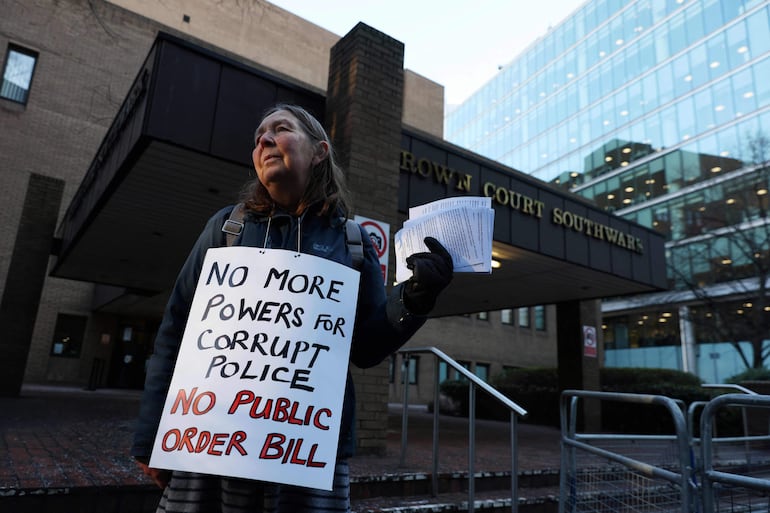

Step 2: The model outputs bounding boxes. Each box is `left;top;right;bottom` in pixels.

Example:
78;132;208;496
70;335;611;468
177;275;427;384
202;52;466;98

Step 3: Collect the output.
400;150;644;254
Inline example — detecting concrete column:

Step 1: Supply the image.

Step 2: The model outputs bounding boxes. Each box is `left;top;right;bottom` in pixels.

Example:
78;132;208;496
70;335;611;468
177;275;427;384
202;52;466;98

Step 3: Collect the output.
679;305;697;375
325;23;405;455
0;173;65;397
557;299;603;431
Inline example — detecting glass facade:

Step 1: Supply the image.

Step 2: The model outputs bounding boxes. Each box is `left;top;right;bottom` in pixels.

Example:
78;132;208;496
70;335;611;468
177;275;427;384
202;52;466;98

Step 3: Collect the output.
446;0;770;378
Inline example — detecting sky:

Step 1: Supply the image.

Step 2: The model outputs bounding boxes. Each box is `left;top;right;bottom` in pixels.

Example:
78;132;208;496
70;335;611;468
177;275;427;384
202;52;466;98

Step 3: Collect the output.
267;0;587;106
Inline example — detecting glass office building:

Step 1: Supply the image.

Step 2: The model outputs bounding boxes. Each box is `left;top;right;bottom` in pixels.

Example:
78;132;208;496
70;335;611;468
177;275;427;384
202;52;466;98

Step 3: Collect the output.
445;0;770;381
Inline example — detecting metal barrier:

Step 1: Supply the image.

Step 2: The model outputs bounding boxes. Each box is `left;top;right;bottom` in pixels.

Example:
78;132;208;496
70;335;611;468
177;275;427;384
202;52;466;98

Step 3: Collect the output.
699;393;770;513
396;346;528;513
559;390;696;513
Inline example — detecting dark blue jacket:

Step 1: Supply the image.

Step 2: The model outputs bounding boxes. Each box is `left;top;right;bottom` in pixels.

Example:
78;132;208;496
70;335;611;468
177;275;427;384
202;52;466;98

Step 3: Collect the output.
131;204;426;461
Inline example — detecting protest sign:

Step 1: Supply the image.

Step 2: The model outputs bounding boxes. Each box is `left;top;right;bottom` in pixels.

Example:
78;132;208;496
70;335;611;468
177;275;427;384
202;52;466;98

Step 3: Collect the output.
149;247;360;490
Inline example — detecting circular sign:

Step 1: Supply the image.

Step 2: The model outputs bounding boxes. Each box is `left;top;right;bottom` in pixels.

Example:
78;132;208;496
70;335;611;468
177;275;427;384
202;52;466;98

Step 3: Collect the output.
361;220;388;258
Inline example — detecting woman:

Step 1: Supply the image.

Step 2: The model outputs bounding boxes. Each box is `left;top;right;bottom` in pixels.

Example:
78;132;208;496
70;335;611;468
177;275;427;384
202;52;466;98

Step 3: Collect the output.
132;104;453;512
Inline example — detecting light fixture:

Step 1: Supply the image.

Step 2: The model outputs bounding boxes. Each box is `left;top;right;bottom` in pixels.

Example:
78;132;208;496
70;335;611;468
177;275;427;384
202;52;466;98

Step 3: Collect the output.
623;198;632;204
684;75;693;82
737;309;744;315
715;105;725;112
721;257;733;265
621;161;629;166
726;198;736;204
744;91;754;99
744;302;753;308
491;259;501;269
625;186;634;192
738;46;748;54
620;110;629;116
720;151;730;156
608;193;616;200
765;306;770;312
711;166;722;173
710;61;720;69
622;147;631;153
662;312;672;317
616;39;624;45
605;156;613;162
570;171;579;178
757;188;768;196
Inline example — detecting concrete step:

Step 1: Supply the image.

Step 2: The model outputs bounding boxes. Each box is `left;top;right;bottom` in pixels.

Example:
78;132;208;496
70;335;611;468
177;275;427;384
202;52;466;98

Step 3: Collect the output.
351;469;560;513
0;469;561;513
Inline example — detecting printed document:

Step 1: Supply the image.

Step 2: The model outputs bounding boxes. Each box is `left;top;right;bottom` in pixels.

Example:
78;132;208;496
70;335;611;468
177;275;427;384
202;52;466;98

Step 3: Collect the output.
394;197;495;283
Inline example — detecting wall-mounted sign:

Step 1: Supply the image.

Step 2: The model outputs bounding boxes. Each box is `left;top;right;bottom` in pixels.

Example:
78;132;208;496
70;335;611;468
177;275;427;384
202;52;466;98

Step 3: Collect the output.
355;215;390;285
583;325;598;358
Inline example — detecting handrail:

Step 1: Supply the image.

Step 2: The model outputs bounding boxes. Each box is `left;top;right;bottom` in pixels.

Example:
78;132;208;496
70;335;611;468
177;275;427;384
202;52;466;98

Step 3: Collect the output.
396;346;528;513
701;383;757;395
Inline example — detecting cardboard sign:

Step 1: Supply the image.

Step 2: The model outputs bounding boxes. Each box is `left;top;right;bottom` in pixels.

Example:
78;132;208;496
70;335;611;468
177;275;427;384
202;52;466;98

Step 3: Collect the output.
149;247;360;490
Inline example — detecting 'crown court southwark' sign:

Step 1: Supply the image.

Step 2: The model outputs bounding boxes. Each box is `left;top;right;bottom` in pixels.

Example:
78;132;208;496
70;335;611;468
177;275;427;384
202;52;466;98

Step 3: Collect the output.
399;150;644;255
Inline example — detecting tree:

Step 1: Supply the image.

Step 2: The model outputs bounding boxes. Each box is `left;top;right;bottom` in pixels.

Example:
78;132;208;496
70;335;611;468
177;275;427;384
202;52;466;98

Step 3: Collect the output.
667;131;770;369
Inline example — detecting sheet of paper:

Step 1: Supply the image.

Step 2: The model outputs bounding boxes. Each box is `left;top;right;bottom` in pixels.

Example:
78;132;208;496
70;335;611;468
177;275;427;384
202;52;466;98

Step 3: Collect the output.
395;197;494;283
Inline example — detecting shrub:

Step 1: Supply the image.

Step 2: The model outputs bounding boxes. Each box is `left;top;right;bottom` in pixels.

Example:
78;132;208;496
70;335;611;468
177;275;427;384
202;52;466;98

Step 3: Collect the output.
439;367;720;433
726;367;770;383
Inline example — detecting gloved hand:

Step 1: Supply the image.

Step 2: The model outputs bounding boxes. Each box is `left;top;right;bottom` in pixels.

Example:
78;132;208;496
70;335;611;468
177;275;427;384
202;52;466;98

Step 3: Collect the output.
403;237;453;315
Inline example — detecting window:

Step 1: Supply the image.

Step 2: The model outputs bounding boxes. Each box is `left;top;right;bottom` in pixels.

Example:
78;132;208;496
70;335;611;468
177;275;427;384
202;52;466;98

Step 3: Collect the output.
388;354;396;383
1;44;38;104
475;363;490;382
518;307;531;328
477;311;488;321
405;356;419;385
439;361;450;383
50;314;87;358
501;309;514;325
534;305;547;331
457;360;471;382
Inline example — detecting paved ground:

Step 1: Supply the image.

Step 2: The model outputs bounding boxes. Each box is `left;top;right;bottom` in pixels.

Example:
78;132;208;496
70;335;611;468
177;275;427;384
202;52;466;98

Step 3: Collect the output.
0;384;561;492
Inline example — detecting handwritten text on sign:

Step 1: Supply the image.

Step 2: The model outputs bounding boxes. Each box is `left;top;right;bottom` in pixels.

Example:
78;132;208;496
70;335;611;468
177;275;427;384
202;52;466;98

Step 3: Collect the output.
149;247;360;490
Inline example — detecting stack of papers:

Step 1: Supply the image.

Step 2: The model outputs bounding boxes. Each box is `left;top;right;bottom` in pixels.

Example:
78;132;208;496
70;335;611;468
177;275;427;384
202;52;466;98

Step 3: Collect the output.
394;197;495;283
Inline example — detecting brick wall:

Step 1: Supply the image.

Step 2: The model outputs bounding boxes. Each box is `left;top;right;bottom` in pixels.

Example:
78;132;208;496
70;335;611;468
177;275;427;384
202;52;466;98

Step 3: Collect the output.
325;23;406;455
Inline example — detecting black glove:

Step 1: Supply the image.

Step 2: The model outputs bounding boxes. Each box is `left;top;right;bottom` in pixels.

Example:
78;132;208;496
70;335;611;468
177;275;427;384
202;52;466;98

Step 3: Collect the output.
403;237;453;315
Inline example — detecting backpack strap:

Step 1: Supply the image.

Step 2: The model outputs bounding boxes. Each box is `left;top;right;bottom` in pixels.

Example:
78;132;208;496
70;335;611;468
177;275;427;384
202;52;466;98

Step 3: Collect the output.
344;218;364;271
222;203;245;247
221;205;364;271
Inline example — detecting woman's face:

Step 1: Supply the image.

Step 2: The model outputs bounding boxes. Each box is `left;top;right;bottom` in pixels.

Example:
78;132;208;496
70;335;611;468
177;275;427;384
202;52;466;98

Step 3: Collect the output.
252;110;326;210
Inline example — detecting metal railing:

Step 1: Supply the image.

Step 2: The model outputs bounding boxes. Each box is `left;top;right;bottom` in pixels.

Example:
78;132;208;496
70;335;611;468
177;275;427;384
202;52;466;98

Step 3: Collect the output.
559;390;696;513
396;346;528;513
699;393;770;513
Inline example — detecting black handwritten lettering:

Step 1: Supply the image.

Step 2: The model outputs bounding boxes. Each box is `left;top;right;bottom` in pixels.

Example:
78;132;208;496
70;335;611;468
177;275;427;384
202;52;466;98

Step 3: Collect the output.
264;267;344;302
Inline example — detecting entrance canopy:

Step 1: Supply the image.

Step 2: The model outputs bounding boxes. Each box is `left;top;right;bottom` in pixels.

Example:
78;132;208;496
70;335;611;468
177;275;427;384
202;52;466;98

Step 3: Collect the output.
52;33;667;318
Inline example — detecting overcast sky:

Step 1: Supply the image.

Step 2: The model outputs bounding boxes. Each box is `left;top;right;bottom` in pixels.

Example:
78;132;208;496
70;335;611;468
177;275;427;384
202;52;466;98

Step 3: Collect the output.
267;0;586;106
